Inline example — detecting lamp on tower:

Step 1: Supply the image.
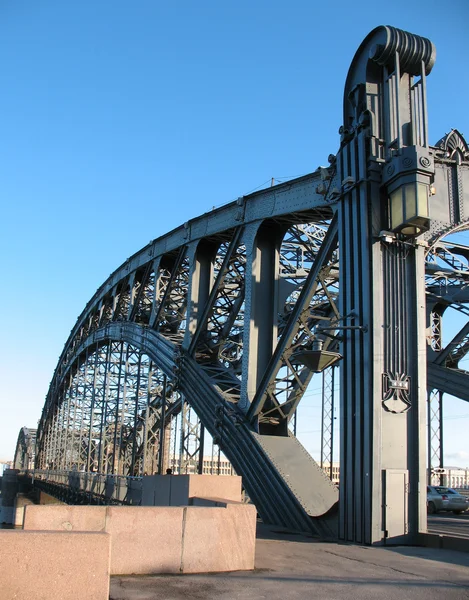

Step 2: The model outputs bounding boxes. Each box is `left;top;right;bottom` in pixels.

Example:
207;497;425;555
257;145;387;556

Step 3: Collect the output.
388;180;430;237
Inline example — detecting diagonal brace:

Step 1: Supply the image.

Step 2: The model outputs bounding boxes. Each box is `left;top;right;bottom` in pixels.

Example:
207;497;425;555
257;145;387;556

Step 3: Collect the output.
246;214;338;423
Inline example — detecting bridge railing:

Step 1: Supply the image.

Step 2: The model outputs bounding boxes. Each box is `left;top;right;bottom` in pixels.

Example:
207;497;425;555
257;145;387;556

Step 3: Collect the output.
30;470;143;505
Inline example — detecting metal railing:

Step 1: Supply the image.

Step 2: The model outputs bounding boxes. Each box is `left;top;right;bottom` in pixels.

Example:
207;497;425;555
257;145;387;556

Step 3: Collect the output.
30;470;143;505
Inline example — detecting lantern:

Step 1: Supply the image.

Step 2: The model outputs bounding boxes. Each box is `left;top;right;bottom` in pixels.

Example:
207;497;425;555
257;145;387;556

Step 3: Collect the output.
388;181;430;237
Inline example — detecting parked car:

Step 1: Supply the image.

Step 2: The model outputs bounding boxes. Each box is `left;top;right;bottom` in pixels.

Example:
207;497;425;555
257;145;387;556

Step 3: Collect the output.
427;486;469;514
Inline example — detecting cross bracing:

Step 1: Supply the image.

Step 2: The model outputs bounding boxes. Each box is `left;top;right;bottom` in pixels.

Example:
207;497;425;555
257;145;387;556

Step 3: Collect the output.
30;27;469;543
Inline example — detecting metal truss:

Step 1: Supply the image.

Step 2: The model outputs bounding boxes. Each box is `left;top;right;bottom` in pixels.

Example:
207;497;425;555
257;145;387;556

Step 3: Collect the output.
33;144;469;534
38;341;174;477
35;190;340;534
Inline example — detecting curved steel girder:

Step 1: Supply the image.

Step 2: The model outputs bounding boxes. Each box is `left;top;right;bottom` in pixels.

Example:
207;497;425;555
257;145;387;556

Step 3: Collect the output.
39;324;178;428
425;218;469;248
13;426;37;470
427;364;469;402
425;215;469;398
55;177;333;383
40;321;338;535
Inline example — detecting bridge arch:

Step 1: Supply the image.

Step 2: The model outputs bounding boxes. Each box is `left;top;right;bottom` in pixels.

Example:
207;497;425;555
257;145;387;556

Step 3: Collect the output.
13;427;37;471
36;195;340;535
32;27;469;544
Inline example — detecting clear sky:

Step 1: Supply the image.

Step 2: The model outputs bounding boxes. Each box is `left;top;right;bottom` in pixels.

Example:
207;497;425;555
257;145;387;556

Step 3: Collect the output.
0;1;468;466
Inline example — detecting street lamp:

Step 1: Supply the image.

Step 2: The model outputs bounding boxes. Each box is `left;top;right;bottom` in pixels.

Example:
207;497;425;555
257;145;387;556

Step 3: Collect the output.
383;146;434;238
388;181;430;237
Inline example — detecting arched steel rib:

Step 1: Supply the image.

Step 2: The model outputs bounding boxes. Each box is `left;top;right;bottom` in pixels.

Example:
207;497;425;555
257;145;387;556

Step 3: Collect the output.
427;364;469;402
42;321;338;535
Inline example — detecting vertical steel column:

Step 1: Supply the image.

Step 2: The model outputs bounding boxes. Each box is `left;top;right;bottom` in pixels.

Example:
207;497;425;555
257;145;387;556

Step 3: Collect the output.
58;381;72;470
427;389;444;485
179;401;189;473
198;425;205;474
86;344;101;472
140;359;157;476
157;375;168;474
67;364;81;468
430;310;443;352
96;344;112;473
129;352;142;476
116;344;130;474
183;241;216;349
179;400;204;474
171;412;179;472
427;304;444;486
321;365;336;480
48;411;60;469
242;224;281;412
110;342;125;474
338;26;435;545
77;349;90;471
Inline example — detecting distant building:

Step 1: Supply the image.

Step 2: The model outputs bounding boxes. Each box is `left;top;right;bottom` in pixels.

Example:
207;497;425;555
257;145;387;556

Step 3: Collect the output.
430;467;469;488
169;456;236;476
319;463;469;489
320;462;340;485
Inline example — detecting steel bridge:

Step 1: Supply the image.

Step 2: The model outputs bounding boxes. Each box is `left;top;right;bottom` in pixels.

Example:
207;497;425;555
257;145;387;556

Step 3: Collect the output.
14;26;469;545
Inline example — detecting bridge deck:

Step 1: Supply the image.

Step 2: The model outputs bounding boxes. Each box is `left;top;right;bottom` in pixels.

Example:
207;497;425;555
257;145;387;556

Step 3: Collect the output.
111;523;469;600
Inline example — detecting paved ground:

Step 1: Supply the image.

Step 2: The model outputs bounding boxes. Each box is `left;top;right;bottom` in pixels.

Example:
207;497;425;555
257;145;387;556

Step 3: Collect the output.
429;513;469;538
110;525;469;600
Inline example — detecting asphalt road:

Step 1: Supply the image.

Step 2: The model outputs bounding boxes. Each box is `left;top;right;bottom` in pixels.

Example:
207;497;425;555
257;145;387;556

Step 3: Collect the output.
428;512;469;538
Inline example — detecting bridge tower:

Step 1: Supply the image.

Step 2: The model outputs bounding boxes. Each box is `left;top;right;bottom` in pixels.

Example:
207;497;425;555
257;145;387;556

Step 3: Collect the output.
338;26;435;544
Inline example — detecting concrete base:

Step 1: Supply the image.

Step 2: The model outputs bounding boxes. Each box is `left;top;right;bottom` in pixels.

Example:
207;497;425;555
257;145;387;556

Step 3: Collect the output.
182;504;256;573
142;474;242;506
23;503;257;575
107;506;184;574
24;504;107;531
0;530;110;600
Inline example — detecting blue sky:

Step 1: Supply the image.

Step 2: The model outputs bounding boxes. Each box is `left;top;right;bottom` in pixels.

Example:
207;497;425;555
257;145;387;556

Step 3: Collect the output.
0;1;468;465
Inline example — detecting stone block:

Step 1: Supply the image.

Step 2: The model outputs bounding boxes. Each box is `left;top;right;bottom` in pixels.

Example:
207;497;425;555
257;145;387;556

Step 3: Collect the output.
24;505;106;531
0;530;110;600
106;506;184;575
20;501;256;575
188;475;242;503
13;494;35;527
182;503;256;573
13;506;24;527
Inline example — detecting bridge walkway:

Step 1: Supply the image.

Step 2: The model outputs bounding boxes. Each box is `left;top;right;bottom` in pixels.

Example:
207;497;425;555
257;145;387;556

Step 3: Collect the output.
110;524;469;600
